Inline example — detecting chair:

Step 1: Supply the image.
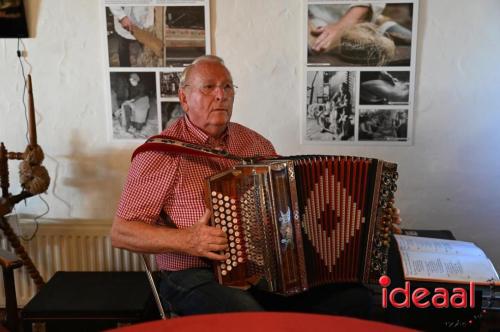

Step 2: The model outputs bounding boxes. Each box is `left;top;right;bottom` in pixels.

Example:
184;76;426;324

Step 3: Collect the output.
141;255;171;319
0;248;23;332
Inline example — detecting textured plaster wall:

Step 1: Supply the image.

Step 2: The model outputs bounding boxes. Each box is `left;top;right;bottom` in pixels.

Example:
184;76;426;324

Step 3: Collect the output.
0;0;499;268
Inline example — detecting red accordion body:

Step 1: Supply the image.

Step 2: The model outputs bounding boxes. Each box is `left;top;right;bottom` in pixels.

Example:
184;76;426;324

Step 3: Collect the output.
206;156;398;295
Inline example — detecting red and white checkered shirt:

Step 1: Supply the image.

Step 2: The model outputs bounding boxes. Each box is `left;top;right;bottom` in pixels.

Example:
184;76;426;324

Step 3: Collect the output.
116;116;277;271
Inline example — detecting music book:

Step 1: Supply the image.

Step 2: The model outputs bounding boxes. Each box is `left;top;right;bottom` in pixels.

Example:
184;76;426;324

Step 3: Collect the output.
394;235;500;286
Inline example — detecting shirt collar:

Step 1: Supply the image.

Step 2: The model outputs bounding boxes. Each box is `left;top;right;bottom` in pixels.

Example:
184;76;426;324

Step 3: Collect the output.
184;116;229;147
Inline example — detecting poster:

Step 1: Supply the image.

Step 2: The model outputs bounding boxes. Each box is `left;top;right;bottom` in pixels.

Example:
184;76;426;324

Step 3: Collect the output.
304;1;418;144
102;0;210;141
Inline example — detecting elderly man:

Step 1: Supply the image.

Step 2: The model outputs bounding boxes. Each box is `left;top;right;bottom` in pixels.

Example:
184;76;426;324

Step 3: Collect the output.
111;55;372;316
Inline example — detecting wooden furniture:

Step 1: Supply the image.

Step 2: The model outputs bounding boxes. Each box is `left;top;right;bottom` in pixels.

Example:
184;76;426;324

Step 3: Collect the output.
0;248;23;332
21;272;159;332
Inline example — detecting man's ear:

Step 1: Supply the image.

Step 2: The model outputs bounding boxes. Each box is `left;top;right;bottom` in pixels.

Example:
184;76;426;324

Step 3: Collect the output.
179;88;189;113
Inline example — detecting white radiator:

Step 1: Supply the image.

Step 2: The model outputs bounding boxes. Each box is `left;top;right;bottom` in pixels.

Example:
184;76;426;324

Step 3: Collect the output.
0;219;156;307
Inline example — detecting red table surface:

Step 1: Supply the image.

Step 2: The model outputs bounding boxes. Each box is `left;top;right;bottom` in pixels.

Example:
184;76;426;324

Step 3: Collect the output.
108;312;417;332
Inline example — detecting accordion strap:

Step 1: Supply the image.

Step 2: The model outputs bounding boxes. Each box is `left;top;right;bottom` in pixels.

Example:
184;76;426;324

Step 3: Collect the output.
132;135;268;163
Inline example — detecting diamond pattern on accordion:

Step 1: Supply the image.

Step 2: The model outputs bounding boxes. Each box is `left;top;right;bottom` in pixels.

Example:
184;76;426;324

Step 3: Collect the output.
300;173;364;272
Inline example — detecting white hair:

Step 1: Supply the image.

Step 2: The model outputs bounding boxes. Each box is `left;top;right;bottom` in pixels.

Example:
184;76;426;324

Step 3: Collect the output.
179;55;231;87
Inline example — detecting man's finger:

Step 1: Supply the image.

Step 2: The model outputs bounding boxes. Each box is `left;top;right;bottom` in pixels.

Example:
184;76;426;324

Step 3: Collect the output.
310;26;324;36
207;243;228;252
205;252;226;261
198;208;212;225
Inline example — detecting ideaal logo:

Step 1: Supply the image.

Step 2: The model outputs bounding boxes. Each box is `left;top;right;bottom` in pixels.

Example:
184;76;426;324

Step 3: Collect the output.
379;276;475;309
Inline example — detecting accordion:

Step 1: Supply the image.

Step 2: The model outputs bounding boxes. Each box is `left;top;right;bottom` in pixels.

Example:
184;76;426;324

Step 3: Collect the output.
206;156;398;296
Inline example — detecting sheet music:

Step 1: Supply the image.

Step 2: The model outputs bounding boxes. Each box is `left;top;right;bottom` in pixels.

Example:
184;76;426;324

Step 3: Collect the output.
395;235;500;284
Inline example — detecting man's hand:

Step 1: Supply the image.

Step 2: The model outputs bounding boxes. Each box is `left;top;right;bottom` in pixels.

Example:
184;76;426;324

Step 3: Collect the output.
183;209;228;261
310;6;372;54
390;199;402;234
310;24;344;53
119;16;134;32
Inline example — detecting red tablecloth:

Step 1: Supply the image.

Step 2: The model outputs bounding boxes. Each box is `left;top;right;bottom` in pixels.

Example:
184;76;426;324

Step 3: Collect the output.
108;312;416;332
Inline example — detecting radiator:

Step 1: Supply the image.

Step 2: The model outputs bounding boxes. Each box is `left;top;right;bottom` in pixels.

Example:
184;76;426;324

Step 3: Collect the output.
0;218;156;307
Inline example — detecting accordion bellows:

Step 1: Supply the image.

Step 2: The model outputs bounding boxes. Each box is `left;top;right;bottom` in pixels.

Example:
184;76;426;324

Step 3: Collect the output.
206;155;398;296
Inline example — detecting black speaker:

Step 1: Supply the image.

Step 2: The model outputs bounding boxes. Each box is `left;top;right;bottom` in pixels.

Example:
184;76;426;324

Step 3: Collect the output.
22;272;159;332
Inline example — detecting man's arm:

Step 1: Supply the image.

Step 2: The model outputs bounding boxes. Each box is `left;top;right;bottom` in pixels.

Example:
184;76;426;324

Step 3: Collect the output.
111;209;227;261
310;6;372;53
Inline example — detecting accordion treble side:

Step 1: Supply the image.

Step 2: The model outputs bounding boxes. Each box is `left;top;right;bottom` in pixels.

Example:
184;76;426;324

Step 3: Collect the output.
206;155;398;296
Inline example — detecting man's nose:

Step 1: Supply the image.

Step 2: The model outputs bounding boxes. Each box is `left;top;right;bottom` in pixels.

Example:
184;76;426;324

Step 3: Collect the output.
214;86;227;100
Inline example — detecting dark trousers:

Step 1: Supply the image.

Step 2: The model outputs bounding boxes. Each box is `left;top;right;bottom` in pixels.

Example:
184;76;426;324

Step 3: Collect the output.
159;268;372;318
118;35;132;67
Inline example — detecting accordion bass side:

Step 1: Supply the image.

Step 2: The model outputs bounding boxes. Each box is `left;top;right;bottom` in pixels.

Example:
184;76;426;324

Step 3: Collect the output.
206;155;398;296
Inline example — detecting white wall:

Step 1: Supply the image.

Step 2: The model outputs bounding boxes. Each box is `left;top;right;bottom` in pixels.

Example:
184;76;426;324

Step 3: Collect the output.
1;0;499;269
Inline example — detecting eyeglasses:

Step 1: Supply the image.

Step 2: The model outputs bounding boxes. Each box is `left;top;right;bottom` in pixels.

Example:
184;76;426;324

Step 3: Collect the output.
183;83;238;96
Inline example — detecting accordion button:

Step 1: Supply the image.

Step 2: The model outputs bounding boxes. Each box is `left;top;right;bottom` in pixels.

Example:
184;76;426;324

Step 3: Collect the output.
234;231;240;237
237;257;243;263
217;193;223;199
237;249;242;255
211;191;217;197
225;202;230;208
231;206;237;211
226;259;231;264
232;261;237;267
230;199;236;204
228;229;234;235
222;226;228;232
228;222;233;228
212;198;218;204
224;196;230;202
227;265;232;271
230;242;235;248
229;235;235;241
221;270;227;276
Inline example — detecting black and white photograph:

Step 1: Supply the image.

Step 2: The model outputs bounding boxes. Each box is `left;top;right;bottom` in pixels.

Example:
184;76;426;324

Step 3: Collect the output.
160;72;182;98
359;71;410;105
0;0;28;37
106;6;164;67
110;72;158;140
306;70;355;141
161;102;184;130
165;6;206;67
307;2;414;67
358;109;408;141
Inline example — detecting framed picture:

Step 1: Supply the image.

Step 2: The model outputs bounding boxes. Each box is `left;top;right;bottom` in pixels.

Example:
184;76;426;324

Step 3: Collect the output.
0;0;28;38
303;1;418;145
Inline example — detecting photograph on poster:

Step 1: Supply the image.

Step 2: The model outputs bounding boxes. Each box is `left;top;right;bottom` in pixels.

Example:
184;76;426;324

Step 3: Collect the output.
359;71;410;105
358;109;408;141
307;2;414;67
0;0;28;37
106;6;164;67
306;70;355;141
161;102;184;130
165;6;206;67
110;72;158;140
160;72;182;98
